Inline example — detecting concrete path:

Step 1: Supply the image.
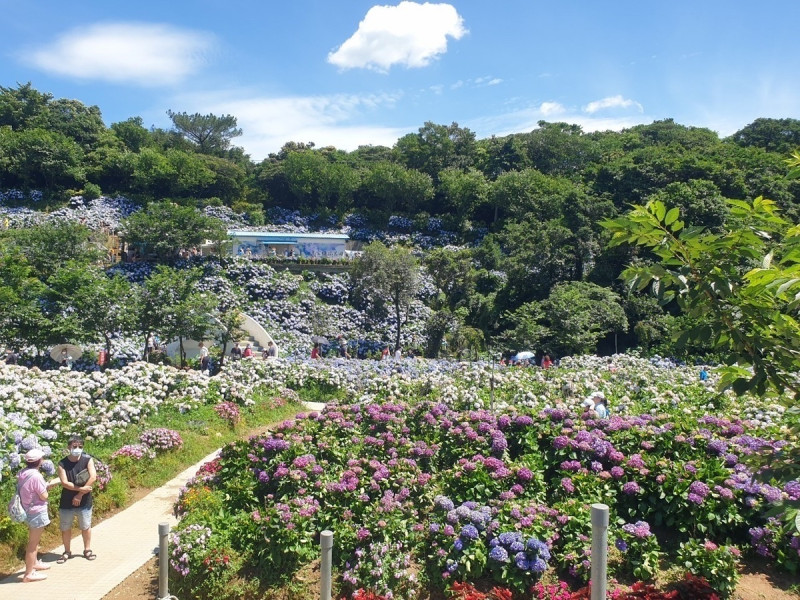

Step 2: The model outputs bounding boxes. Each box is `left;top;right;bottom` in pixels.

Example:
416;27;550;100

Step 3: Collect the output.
1;402;323;599
0;448;220;599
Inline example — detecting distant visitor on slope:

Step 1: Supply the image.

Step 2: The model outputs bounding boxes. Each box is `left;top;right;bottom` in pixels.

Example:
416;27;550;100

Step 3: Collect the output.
337;335;350;359
311;343;321;359
583;391;608;419
264;341;278;359
243;343;253;358
198;342;210;373
381;345;390;361
541;354;553;369
699;366;708;381
230;345;242;361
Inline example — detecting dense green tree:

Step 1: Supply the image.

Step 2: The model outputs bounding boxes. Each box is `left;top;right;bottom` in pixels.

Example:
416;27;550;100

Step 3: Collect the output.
495;219;581;308
167;110;243;155
730;118;800;155
603;197;800;396
0;83;52;130
490;168;576;222
438;167;489;225
2;221;103;281
526;121;601;176
350;242;420;351
475;134;530;180
131;147;176;197
359;161;434;213
121;202;228;263
504;281;627;357
0;127;85;191
283;150;360;211
394;121;477;183
197;154;247;204
647;179;729;230
43;98;105;150
111;117;150;152
0;244;52;350
142;266;216;367
47;264;135;358
424;248;476;312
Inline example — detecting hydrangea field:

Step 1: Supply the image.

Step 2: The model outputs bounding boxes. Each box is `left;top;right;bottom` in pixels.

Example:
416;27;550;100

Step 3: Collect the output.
153;354;800;599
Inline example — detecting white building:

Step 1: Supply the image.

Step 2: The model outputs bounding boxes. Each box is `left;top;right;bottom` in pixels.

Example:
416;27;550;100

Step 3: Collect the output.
228;231;349;259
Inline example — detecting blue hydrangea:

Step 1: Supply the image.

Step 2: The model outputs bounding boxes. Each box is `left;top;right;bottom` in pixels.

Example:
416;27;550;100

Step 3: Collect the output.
460;524;479;540
531;557;548;573
489;546;509;562
434;495;454;512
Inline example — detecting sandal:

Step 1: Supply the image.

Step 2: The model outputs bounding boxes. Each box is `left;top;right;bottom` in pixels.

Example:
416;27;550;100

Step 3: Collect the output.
23;572;47;582
57;551;72;564
83;549;97;560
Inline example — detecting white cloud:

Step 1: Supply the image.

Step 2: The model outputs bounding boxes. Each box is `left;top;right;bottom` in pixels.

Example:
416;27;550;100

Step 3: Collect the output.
487;78;503;86
583;95;643;114
172;91;407;160
327;2;467;71
468;100;648;138
24;22;212;87
540;101;565;116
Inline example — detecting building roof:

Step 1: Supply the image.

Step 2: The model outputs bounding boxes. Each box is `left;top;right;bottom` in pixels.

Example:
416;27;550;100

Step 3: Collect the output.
228;230;349;241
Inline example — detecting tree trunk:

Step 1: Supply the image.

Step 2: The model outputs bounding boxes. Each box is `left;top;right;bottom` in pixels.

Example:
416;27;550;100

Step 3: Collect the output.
394;298;402;352
179;335;186;368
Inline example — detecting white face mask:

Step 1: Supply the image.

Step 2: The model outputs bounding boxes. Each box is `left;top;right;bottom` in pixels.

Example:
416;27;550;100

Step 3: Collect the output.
70;448;83;457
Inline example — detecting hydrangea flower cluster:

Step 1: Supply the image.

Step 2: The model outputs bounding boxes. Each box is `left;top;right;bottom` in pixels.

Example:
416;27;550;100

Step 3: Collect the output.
139;428;184;452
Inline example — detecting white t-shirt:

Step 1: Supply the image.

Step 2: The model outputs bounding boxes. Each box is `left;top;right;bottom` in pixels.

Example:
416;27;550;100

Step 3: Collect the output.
200;346;209;358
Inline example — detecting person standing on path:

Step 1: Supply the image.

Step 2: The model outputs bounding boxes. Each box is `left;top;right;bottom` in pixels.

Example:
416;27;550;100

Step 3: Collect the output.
57;435;97;563
198;342;210;373
19;448;58;582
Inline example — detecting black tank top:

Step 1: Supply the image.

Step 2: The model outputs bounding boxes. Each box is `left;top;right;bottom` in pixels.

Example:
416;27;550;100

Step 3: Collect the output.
59;454;93;509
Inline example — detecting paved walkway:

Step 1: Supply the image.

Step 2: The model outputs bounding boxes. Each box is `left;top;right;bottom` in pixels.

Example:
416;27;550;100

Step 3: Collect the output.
0;402;325;599
1;448;220;599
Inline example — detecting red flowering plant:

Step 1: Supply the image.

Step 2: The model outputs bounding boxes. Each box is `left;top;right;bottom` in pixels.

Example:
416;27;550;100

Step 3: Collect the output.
449;581;513;600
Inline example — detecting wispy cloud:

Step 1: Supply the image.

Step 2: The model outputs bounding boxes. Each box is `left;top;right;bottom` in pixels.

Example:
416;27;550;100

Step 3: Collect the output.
327;1;467;72
487;78;503;86
469;100;649;138
583;94;643;114
172;90;407;160
23;22;212;87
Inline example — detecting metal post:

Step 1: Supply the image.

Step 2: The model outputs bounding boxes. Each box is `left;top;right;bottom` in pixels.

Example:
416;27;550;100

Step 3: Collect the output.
320;530;334;600
591;503;609;600
158;522;170;600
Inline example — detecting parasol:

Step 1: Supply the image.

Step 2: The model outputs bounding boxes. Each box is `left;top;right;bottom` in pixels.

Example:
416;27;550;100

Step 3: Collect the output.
513;351;535;361
311;335;329;345
50;343;83;362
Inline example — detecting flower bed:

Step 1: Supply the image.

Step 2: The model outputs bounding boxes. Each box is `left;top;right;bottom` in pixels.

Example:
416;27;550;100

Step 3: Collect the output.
167;356;800;599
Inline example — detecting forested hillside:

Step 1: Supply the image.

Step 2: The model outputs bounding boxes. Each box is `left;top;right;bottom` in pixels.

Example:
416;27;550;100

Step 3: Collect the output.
2;82;799;358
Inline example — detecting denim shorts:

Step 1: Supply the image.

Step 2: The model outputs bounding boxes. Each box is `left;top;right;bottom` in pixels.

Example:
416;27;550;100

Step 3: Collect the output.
27;510;50;529
59;507;92;531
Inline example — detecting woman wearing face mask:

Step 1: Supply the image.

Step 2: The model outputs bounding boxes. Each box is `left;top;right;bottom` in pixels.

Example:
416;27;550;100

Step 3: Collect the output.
56;435;97;563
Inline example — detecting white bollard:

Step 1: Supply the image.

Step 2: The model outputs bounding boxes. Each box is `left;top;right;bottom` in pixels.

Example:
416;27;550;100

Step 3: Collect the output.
158;522;170;600
320;530;334;600
590;503;609;600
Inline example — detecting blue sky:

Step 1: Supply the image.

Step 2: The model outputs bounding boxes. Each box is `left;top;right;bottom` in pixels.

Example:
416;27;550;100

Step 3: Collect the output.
1;1;798;160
